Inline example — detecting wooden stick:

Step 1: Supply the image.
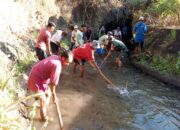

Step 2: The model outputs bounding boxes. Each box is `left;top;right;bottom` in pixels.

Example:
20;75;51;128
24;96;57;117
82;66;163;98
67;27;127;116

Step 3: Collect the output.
55;101;64;130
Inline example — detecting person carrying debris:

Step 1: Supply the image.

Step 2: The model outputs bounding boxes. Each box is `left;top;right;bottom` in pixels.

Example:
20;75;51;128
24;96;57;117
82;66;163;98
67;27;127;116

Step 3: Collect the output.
133;16;147;54
50;30;68;54
35;22;56;60
72;40;114;86
28;50;73;121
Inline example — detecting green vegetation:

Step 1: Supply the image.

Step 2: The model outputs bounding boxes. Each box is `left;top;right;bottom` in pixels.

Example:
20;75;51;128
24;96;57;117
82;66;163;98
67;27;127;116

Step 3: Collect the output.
146;0;180;17
139;53;180;75
130;0;180;26
15;52;37;75
0;51;37;130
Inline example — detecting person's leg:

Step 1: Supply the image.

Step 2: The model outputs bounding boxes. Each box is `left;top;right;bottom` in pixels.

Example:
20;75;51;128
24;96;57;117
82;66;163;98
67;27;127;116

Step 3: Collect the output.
35;48;47;60
39;92;47;121
80;59;86;78
50;42;59;54
45;88;51;115
73;59;79;74
140;41;144;52
80;65;85;78
69;42;75;51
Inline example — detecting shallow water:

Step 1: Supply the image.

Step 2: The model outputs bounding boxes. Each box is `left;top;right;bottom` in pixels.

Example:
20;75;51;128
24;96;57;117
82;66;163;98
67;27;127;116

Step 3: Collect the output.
103;62;180;130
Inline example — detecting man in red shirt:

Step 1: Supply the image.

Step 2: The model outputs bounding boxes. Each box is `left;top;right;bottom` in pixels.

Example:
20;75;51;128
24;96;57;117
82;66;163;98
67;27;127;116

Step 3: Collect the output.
28;50;73;121
73;40;114;85
35;22;56;60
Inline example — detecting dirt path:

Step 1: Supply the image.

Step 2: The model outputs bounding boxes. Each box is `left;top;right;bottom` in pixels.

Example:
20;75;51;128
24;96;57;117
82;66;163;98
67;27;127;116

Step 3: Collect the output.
32;63;130;130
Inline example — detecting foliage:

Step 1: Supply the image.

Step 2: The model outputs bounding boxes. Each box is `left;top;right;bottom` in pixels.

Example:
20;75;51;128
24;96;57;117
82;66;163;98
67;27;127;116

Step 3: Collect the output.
15;52;36;75
61;38;71;49
139;54;180;75
146;0;180;17
170;30;176;40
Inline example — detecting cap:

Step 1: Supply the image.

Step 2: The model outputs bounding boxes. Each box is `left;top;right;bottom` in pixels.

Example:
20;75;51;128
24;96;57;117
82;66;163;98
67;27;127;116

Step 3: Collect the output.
107;31;113;35
139;16;144;21
74;25;78;29
90;40;99;49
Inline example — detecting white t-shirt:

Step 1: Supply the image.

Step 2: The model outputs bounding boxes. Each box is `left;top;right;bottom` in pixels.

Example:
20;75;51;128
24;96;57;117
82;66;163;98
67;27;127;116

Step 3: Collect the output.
51;30;63;44
114;30;122;37
71;30;76;43
76;30;84;46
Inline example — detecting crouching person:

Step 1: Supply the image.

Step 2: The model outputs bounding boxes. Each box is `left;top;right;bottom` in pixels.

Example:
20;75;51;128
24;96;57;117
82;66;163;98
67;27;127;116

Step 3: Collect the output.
73;40;114;86
27;50;73;121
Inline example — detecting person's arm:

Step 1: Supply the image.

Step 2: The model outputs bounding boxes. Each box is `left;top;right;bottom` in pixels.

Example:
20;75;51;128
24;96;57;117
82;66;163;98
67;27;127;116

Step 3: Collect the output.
88;60;115;87
47;41;52;55
50;84;58;103
100;50;112;67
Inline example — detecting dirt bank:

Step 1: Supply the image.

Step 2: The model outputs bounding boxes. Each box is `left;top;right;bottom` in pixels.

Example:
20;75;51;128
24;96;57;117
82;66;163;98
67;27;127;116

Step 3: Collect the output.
32;64;128;130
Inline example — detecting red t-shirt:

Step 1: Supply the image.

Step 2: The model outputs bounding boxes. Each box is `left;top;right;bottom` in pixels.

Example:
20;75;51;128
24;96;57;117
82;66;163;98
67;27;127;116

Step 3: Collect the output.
73;43;94;61
28;55;62;92
36;27;51;50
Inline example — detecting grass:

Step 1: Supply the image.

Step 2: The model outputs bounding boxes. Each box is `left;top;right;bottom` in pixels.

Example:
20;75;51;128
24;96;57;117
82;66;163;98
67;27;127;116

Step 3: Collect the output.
139;53;180;76
15;52;37;75
0;50;37;130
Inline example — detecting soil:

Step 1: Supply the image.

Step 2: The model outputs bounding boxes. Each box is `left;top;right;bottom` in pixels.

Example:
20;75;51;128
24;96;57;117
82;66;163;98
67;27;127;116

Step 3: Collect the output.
32;64;126;130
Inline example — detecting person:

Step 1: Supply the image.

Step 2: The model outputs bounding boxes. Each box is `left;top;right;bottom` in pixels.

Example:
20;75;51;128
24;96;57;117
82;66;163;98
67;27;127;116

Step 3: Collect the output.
70;25;75;50
101;37;128;68
114;27;122;40
28;50;73;121
35;22;56;60
50;30;68;54
80;24;87;43
73;25;84;47
85;26;93;42
98;31;113;49
72;40;114;86
133;16;147;54
99;26;106;38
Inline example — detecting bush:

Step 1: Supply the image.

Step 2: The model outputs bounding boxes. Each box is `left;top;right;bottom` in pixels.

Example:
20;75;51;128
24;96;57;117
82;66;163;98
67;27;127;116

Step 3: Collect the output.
139;54;180;75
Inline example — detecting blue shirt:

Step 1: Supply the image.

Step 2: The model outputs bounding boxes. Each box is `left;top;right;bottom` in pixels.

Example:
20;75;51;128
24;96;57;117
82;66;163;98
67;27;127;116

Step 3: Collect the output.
133;22;147;42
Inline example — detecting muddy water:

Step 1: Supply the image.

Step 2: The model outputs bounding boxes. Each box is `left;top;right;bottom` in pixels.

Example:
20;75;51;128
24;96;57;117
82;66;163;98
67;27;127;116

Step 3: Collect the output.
33;58;180;130
103;65;180;130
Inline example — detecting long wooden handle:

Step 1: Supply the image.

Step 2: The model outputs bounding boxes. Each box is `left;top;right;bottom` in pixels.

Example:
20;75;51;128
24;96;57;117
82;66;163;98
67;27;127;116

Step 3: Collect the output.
55;102;64;130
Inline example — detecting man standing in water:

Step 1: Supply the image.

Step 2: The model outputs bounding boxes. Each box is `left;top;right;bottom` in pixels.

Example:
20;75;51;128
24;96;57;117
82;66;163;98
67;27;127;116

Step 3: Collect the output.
28;50;73;121
35;22;56;60
73;40;114;86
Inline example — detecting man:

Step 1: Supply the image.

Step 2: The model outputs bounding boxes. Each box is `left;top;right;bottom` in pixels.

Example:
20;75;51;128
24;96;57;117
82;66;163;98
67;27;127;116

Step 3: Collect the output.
73;25;84;47
50;30;68;54
98;31;113;49
114;27;122;40
35;22;56;60
133;16;147;54
101;37;128;67
85;26;93;42
28;50;73;121
80;24;87;43
99;26;106;38
73;40;114;86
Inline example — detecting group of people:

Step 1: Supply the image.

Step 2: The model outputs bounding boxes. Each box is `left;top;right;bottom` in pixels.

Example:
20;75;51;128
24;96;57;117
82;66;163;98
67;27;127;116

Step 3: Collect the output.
27;15;147;122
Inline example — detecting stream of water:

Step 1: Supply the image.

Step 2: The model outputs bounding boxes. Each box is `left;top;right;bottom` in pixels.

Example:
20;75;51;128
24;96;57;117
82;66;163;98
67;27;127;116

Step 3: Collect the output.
104;64;180;130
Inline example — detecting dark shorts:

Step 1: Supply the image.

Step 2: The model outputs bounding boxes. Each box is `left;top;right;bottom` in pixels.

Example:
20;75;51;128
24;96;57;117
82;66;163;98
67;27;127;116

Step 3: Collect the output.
69;42;75;51
135;41;144;49
50;41;59;54
35;47;47;60
73;58;86;65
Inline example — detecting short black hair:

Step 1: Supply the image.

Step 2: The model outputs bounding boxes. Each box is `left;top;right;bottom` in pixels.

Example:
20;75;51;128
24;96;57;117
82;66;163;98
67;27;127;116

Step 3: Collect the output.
60;48;72;59
47;22;56;28
81;24;86;28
